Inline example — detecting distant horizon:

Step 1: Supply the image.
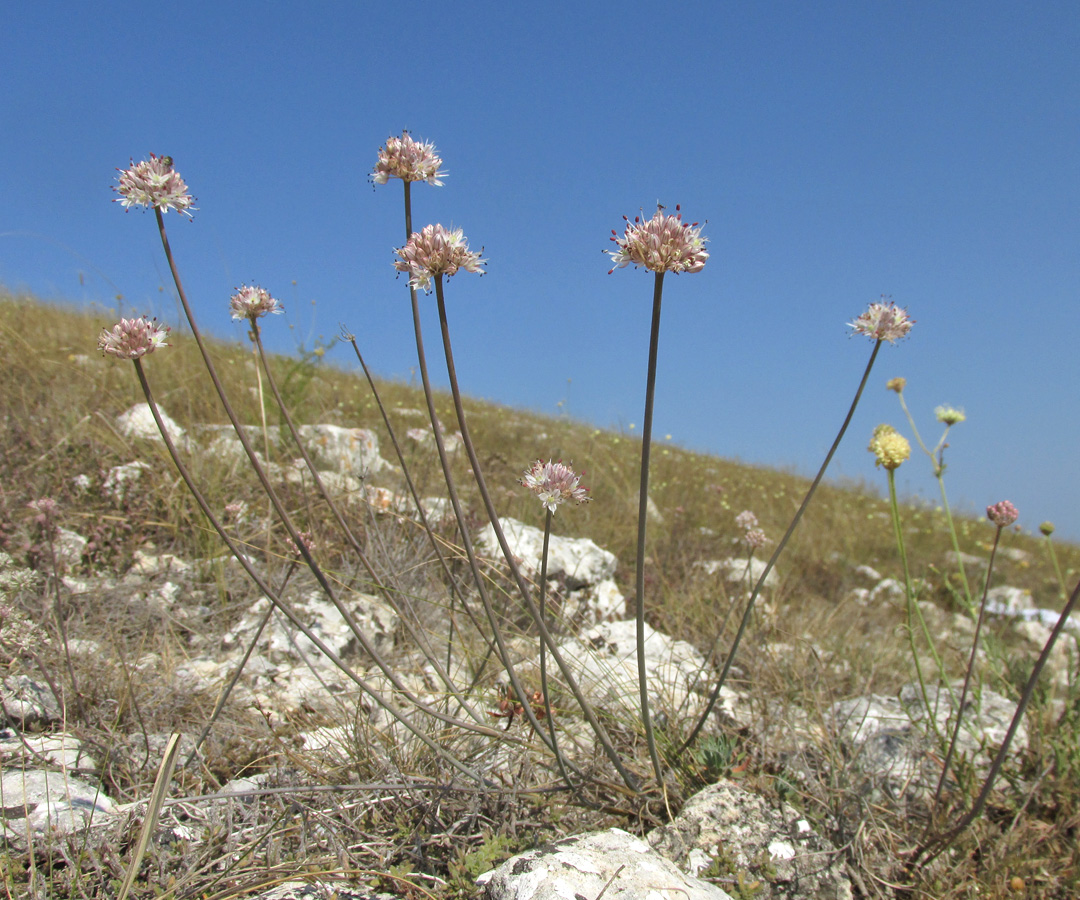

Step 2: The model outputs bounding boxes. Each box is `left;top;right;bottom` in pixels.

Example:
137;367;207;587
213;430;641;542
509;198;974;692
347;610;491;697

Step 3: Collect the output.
6;286;1067;550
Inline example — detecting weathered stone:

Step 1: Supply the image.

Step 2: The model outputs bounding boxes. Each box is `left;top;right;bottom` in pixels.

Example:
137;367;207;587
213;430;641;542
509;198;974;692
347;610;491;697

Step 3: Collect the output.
0;769;116;847
249;882;398;900
0;729;98;773
103;461;151;501
650;781;852;900
2;674;61;729
538;620;733;728
117;403;187;447
828;681;1025;802
222;589;399;664
477;518;618;589
479;828;733;900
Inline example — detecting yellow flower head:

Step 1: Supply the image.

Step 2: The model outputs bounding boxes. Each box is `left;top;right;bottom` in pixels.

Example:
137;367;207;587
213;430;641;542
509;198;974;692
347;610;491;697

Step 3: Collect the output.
869;425;911;470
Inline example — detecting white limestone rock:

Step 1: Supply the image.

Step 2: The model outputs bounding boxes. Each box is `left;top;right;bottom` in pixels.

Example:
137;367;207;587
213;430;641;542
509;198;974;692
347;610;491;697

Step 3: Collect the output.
477;517;617;589
117;403;188;448
479;828;733;900
649;781;852;900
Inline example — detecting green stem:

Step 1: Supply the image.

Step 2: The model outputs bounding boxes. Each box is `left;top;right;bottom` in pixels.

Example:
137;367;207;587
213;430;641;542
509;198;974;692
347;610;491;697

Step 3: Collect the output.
897;393;973;608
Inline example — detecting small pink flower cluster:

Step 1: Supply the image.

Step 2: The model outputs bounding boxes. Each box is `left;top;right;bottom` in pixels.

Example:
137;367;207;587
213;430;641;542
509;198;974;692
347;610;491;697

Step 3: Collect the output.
986;500;1019;528
849;299;915;343
735;510;768;550
395;224;486;292
372;132;445;186
521;460;590;514
229;284;284;321
114;154;196;217
286;531;317;556
98;317;171;359
608;206;709;275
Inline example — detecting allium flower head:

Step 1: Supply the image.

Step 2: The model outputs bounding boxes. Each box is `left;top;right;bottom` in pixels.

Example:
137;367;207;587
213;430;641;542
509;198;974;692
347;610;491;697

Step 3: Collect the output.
608;206;708;275
394;224;486;292
935;405;966;426
286;531;317;556
98;317;170;359
868;424;911;470
849;298;915;343
230;284;284;321
114;154;196;216
986;501;1019;528
520;459;590;514
735;510;759;531
372;132;445;186
27;498;58;523
886;377;907;393
744;528;769;550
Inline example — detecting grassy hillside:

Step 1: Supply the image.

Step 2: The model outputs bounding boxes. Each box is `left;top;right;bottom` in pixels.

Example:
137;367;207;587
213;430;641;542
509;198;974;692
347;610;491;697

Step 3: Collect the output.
1;290;1078;898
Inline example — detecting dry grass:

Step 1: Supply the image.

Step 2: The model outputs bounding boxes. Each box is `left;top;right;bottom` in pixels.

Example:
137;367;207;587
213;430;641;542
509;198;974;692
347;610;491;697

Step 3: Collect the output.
1;290;1079;898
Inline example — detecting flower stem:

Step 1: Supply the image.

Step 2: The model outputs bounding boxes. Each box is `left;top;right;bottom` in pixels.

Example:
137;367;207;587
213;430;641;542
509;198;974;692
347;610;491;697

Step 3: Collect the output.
130;359;491;780
930;523;1003;813
682;338;883;752
634;272;667;785
249;321;487;727
898;393;973;610
539;508;577;791
888;469;947;746
340;328;496;677
913;573;1080;867
152;210;496;744
432;276;639;791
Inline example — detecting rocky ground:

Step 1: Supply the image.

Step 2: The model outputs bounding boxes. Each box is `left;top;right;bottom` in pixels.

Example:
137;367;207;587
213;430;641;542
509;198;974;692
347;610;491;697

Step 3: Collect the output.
0;403;1075;898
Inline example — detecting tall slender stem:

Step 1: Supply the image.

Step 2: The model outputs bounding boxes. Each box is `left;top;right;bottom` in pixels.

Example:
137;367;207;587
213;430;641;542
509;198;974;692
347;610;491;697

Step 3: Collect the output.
634;272;666;785
538;509;577;791
931;525;1003;812
249;322;487;726
913;574;1080;867
432;276;639;790
131;359;492;781
153;211;495;740
682;338;883;752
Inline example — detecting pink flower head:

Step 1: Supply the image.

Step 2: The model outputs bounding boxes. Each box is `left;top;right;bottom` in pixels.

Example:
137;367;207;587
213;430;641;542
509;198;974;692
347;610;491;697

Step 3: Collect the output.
744;528;768;550
520;459;590;514
28;498;59;523
230;284;284;321
113;154;196;217
394;224;486;292
372;132;445;186
986;501;1019;528
286;531;317;556
848;298;915;343
98;316;170;359
608;206;708;275
735;510;759;531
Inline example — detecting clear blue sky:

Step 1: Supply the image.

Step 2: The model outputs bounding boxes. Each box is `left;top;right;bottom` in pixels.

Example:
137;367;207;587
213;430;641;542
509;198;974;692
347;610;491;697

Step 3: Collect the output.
3;2;1078;541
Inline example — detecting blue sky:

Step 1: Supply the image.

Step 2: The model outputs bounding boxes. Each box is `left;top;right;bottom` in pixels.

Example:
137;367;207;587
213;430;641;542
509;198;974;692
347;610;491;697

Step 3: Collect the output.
3;2;1079;541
